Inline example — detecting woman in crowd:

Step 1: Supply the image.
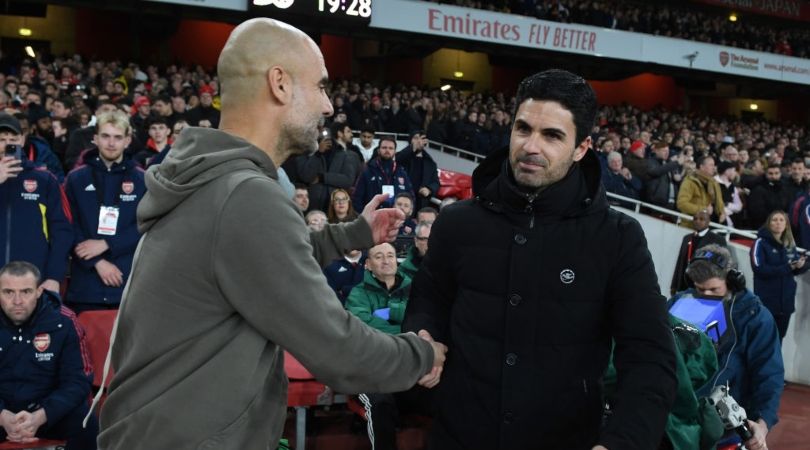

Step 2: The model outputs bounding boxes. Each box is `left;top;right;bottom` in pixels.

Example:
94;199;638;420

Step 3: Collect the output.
326;188;358;224
750;210;809;342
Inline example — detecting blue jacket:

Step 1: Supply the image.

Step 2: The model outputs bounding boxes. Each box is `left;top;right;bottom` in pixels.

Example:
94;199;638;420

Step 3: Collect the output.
0;159;72;282
64;150;145;305
323;255;366;305
675;289;784;429
602;168;642;207
750;228;809;315
799;200;810;251
352;158;413;209
0;290;92;424
25;136;65;184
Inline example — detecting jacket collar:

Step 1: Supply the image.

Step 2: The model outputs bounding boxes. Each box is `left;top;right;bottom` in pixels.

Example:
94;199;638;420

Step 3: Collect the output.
84;148;137;173
473;145;607;221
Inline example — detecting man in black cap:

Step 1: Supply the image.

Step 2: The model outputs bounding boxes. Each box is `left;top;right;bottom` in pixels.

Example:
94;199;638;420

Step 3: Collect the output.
0;113;72;294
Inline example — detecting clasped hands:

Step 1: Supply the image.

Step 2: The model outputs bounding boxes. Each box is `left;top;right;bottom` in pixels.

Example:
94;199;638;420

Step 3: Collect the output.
415;329;447;389
0;408;47;444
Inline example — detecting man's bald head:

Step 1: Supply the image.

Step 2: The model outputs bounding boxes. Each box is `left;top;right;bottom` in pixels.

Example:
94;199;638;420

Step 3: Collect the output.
217;18;316;110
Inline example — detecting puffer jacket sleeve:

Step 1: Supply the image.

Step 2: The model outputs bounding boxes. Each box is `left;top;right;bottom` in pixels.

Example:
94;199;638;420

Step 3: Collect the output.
39;318;92;425
743;304;784;428
402;207;458;343
598;215;678;450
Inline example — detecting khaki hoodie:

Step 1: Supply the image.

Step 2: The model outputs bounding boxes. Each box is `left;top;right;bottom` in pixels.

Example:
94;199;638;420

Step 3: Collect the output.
98;128;434;450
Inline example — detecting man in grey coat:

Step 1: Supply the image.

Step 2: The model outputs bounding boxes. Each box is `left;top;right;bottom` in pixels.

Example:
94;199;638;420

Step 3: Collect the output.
97;18;446;450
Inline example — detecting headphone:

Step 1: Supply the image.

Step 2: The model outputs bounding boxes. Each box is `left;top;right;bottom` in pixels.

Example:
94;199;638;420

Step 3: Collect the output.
686;248;746;293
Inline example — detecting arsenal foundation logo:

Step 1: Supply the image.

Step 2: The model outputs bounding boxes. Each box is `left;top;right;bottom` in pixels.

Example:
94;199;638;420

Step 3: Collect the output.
719;51;729;67
122;181;135;195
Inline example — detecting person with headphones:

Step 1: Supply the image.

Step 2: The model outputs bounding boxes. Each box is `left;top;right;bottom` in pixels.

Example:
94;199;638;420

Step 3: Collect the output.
670;244;783;450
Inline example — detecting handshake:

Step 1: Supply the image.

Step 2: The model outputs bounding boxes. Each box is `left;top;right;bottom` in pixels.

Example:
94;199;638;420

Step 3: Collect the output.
416;329;447;389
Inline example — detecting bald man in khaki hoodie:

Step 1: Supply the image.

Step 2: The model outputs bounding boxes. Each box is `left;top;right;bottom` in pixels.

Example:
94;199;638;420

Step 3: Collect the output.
97;19;446;450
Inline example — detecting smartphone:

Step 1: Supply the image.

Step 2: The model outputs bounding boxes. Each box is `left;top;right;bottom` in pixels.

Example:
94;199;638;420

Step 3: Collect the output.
5;144;22;160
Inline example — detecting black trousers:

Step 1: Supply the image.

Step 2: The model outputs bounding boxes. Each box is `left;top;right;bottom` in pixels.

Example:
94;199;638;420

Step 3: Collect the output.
358;386;434;450
772;312;792;342
0;402;98;450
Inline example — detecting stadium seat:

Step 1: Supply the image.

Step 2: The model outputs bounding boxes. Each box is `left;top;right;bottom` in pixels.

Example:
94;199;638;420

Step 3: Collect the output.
285;351;338;450
76;309;119;412
0;439;66;449
437;169;473;200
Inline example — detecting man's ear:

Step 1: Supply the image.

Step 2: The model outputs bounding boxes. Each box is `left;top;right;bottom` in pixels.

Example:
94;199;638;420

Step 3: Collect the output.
573;135;592;162
267;66;292;105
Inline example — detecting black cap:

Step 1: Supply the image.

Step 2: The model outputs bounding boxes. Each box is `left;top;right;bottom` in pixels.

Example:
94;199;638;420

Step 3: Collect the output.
0;112;22;135
717;161;736;175
409;129;426;140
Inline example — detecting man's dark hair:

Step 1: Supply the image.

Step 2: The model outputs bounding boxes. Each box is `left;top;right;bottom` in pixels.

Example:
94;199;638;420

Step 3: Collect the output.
360;126;376;135
53;115;79;130
145;114;169;129
696;154;715;168
417;206;438;218
0;261;42;285
378;135;397;148
55;96;74;110
294;183;308;191
685;244;732;284
329;121;350;139
394;192;414;203
513;69;597;145
27;90;43;101
152;94;171;105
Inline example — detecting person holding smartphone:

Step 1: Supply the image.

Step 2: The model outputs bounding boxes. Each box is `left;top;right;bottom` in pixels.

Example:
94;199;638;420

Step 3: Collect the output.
0;113;72;295
750;210;809;342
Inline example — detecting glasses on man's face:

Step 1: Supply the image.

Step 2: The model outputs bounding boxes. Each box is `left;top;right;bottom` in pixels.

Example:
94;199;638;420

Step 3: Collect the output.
415;236;428;241
334;197;349;204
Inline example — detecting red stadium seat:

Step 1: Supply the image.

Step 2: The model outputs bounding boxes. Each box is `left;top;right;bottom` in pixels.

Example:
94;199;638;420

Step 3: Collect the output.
285;351;339;450
437;169;473;200
0;439;66;449
76;310;118;388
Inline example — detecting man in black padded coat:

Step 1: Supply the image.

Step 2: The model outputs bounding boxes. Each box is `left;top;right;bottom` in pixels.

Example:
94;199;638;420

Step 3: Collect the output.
403;69;677;450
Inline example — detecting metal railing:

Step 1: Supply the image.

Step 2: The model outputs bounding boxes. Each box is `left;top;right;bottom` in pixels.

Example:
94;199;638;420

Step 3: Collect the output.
606;192;766;242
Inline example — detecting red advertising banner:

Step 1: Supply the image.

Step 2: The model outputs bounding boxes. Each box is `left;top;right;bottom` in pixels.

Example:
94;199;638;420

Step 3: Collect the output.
692;0;810;22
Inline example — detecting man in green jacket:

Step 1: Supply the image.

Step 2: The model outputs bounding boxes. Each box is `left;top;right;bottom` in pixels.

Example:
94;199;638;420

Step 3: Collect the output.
97;18;446;450
346;242;411;334
346;242;432;450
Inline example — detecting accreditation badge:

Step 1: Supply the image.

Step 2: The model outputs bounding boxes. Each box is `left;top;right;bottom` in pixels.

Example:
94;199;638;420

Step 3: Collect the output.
382;185;395;197
97;206;120;236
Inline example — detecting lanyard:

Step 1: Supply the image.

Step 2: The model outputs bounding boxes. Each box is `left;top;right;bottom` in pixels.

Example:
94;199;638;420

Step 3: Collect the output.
376;159;397;185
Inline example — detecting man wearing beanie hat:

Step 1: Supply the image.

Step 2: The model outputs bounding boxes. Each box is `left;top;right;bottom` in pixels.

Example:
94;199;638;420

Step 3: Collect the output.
0;112;73;294
623;139;649;181
186;84;220;128
130;95;152;139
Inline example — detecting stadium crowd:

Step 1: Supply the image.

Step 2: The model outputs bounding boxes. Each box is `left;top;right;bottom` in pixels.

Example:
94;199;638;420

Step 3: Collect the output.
0;50;808;448
429;0;810;57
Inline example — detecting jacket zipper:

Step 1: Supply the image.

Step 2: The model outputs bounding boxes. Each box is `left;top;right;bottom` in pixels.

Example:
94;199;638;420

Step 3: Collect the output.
5;185;12;265
525;194;536;229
